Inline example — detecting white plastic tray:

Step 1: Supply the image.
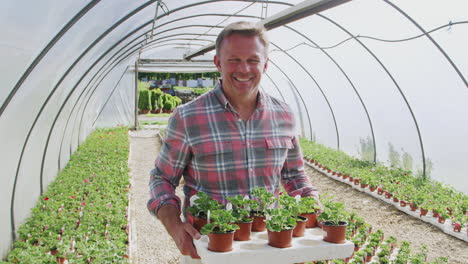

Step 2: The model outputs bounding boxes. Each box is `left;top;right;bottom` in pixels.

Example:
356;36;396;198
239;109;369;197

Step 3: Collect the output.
193;227;354;264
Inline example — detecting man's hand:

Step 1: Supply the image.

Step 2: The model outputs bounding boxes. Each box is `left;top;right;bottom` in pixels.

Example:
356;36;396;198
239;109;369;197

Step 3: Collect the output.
157;204;201;259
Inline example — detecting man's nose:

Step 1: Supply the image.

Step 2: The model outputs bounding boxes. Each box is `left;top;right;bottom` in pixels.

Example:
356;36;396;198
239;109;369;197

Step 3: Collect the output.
237;61;250;72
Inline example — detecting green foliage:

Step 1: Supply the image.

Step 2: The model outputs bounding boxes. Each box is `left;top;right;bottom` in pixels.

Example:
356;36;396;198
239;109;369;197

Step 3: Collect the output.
7;127;130;263
265;208;296;232
186;192;223;218
297;196;320;214
250;187;274;214
317;200;348;226
300;137;467;222
199;210;239;235
226;195;255;223
150;88;162;110
138;89;151;110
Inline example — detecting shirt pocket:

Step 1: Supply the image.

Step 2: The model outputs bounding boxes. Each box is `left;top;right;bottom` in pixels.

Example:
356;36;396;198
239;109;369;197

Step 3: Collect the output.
192;141;234;171
264;137;295;169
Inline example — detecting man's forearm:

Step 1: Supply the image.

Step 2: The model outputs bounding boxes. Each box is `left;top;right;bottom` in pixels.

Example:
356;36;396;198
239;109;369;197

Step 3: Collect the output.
157;204;183;236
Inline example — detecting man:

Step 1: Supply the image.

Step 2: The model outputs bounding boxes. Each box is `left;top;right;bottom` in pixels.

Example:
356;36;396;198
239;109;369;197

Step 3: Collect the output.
147;21;319;260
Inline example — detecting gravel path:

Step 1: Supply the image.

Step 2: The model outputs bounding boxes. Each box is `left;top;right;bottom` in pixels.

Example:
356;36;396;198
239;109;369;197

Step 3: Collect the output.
128;129;467;264
128;129;181;264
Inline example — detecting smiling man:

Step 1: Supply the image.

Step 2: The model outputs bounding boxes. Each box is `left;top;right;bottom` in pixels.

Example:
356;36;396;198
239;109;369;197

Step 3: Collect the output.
148;21;318;261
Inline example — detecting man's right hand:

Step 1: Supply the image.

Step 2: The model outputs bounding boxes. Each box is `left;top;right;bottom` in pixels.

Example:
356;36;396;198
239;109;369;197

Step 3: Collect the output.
157;204;201;259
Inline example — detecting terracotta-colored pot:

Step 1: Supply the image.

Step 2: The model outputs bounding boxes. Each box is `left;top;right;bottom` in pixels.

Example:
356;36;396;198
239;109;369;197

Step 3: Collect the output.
409;203;418;211
354;179;360;185
300;212;319;228
377;188;384;195
360;183;368;189
393;197;399;203
208;232;234;252
348;177;354;182
251;215;266;232
293;216;307;237
57;257;67;264
384;192;393;199
234;220;253;241
453;222;461;232
321;221;348;244
267;229;293;248
420;208;428;216
190;215;207;232
343;175;349;180
365;255;372;262
438;216;445;224
400;201;407;207
369;186;377;192
432;210;440;218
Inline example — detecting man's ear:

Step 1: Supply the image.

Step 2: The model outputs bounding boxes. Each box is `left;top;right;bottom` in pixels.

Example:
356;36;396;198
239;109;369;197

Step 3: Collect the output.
263;57;269;73
214;55;222;72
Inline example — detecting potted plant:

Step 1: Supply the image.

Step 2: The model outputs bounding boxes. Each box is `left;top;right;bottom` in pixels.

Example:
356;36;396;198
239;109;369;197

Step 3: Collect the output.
200;209;239;252
318;202;349;244
277;194;308;237
297;196;321;228
227;195;255;241
265;208;297;248
250;187;274;231
186;192;223;231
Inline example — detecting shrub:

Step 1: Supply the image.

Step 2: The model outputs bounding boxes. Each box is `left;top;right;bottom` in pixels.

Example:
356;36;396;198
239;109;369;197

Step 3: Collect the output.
138;89;151;111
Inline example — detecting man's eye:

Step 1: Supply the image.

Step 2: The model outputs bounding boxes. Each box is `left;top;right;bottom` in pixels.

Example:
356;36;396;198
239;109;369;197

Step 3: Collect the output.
228;59;240;62
249;60;260;64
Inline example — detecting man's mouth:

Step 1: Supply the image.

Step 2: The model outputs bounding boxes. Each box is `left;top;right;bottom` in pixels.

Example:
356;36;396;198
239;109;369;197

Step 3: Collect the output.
233;77;253;82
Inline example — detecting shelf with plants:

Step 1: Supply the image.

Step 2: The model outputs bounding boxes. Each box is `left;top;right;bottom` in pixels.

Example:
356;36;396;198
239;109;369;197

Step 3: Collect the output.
5;127;131;263
299;138;468;242
190;189;354;264
313;195;449;264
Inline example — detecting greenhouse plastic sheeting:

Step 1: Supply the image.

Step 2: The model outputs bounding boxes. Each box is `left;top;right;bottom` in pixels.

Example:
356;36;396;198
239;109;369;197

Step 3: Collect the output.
0;0;467;258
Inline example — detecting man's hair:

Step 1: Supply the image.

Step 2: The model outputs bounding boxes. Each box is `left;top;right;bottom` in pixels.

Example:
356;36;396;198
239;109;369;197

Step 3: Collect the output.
215;21;269;56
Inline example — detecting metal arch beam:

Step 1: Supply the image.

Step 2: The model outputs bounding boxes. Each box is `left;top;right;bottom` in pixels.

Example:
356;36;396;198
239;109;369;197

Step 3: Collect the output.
268;59;312;138
264;72;286;102
270;43;337;148
0;0;101;117
8;0;157;242
184;0;351;60
8;0;293;243
384;0;467;90
318;13;427;177
283;25;377;162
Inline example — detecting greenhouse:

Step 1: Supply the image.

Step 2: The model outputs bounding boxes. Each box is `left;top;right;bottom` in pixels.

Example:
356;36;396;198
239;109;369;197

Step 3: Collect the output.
1;0;467;263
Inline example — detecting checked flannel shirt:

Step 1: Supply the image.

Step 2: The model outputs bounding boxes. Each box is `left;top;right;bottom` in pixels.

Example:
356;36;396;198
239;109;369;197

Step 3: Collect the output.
147;84;318;217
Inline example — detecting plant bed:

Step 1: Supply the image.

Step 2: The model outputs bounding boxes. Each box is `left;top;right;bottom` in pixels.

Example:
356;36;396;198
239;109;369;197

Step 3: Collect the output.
6;127;131;263
193;227;354;264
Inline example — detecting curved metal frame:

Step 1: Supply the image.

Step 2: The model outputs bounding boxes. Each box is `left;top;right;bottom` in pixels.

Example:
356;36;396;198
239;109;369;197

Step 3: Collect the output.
0;0;101;117
11;0;463;243
268;59;312;137
270;42;339;149
384;0;467;89
283;25;377;162
318;13;427;176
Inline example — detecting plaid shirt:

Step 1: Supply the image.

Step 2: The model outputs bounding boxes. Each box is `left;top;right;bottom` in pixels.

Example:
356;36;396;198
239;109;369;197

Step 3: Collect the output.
147;84;318;217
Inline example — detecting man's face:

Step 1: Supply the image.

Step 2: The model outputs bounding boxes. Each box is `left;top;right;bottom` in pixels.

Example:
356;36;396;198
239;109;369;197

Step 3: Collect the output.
214;34;268;98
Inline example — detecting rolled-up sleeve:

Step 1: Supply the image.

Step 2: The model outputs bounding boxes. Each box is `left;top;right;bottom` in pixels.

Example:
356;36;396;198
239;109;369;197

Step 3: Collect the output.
281;136;319;198
147;108;191;217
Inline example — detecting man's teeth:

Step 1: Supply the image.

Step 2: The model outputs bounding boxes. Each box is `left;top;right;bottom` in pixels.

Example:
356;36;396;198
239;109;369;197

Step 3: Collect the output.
235;77;250;82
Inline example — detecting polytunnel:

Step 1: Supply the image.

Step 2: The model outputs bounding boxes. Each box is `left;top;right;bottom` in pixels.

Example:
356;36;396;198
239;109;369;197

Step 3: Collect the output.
1;0;467;262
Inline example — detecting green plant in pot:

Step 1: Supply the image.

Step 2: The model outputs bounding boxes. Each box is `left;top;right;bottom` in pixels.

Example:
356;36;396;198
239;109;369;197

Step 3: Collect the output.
264;208;297;248
318;201;349;244
250;187;274;231
186;192;223;232
227;195;255;241
296;196;321;228
200;209;239;252
277;194;308;237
